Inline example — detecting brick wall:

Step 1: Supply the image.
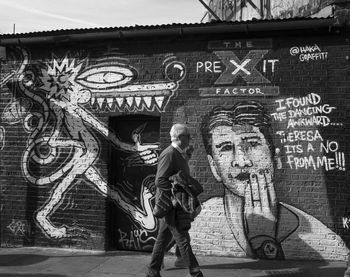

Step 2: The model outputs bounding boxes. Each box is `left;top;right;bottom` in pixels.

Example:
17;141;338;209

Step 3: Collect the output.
0;25;349;261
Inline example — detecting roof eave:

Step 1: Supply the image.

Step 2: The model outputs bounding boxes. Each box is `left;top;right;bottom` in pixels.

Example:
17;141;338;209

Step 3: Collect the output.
0;18;340;46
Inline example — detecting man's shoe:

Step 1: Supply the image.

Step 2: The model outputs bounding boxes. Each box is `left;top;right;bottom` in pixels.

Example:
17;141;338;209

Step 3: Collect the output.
146;273;161;277
344;267;350;277
186;270;204;277
145;269;162;277
345;255;350;277
174;257;186;268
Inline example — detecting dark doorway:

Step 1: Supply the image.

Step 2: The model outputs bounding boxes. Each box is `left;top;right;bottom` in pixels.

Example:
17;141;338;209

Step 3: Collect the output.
106;115;160;251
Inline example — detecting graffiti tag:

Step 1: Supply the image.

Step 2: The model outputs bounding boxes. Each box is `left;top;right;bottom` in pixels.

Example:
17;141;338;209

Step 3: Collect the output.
343;217;350;229
7;219;30;236
118;228;156;251
290;44;328;62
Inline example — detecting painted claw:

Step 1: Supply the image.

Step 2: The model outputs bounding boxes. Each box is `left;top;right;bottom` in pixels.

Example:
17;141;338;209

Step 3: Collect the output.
66;225;90;239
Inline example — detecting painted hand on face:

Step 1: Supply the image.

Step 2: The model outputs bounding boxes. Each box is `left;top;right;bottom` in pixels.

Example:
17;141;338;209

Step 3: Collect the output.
244;169;277;241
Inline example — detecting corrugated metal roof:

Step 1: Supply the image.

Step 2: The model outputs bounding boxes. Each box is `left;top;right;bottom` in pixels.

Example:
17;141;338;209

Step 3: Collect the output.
0;16;334;39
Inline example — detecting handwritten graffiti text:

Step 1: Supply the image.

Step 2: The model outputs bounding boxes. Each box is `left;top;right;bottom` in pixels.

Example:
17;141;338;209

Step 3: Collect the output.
272;93;345;171
290;44;328;62
118;228;155;251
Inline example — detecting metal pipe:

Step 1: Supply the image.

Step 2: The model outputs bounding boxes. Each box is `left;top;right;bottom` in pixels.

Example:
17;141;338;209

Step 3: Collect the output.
0;18;338;46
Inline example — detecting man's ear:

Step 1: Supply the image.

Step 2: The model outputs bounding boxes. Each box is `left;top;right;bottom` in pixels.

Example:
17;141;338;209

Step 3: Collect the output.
207;154;222;182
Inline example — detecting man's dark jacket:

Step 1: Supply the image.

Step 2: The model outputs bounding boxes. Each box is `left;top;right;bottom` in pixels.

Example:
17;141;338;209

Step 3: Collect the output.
153;145;192;228
155;145;190;190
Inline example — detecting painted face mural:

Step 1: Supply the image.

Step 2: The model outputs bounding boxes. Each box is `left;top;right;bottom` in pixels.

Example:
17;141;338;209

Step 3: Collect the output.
195;101;348;260
204;102;280;258
209;124;273;197
2;47;185;243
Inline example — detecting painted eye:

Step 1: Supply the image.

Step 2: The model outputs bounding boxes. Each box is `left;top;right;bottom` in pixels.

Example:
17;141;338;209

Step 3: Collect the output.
76;65;135;90
243;136;262;148
23;70;36;87
217;143;233;152
249;141;261;147
221;144;233;152
84;72;124;83
164;61;186;82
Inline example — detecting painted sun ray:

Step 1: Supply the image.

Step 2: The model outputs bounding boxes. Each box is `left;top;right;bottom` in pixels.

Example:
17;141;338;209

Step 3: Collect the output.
40;56;84;101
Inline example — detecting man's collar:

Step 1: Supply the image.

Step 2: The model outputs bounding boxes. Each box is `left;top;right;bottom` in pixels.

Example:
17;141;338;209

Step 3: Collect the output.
171;142;185;155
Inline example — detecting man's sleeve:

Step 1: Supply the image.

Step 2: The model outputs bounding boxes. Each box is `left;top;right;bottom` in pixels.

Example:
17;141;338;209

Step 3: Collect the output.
155;151;173;190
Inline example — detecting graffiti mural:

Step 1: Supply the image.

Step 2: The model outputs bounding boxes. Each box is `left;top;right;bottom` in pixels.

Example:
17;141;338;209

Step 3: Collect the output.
197;39;279;97
1;47;185;241
0;69;15;87
107;115;160;250
190;101;348;260
0;126;5;150
1;97;33;126
83;55;185;112
205;0;332;21
271;93;345;171
118;228;156;251
0;32;349;261
7;219;31;236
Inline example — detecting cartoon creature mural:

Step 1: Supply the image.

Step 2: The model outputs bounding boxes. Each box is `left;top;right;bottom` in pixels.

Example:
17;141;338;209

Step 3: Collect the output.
1;97;33;126
190;101;348;260
0;126;4;150
0;68;16;87
9;48;185;239
81;55;186;112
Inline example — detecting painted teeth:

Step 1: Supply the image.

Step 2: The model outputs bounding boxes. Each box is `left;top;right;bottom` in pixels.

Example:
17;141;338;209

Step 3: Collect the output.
106;98;113;109
126;97;134;107
135;97;141;107
143;96;152;108
96;97;105;109
154;97;164;109
115;97;124;107
90;96;166;111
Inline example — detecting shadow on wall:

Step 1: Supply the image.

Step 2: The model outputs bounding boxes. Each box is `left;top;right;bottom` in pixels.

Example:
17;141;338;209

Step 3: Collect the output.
0;273;66;277
199;260;343;277
244;209;324;260
24;179;39;247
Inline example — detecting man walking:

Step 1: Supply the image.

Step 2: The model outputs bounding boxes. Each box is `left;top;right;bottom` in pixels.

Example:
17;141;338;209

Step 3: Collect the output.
146;123;203;277
345;255;350;277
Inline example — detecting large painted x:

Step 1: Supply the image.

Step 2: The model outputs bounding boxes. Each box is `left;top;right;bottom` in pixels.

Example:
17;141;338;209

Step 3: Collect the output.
214;50;270;85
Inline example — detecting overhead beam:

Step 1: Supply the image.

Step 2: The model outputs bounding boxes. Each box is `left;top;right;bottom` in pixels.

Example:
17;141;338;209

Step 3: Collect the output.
197;0;221;21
